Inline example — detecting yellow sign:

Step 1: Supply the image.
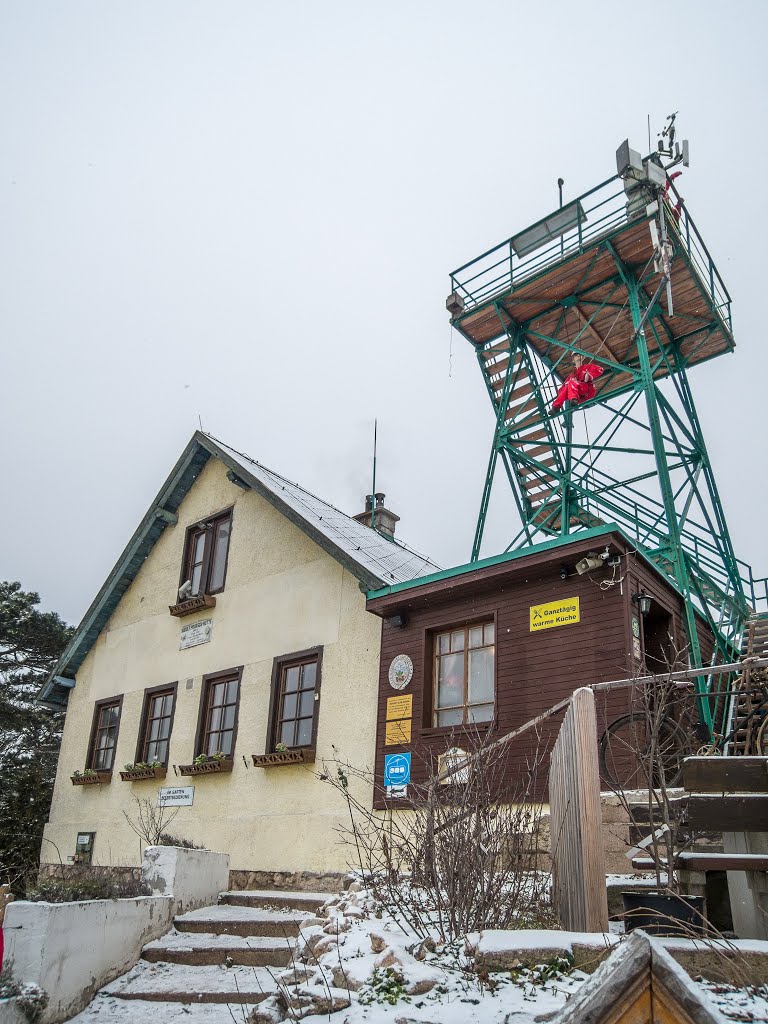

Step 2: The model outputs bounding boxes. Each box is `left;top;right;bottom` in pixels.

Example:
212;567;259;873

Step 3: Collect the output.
385;719;412;745
386;694;413;721
530;596;580;632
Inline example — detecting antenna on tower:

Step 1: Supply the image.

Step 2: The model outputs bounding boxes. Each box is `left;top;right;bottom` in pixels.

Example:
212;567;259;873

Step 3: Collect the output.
656;111;690;168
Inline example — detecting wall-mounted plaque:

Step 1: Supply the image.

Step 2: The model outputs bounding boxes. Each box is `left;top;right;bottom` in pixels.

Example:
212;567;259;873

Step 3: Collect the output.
386;694;412;720
384;719;412;745
388;654;413;690
180;618;213;650
158;786;194;807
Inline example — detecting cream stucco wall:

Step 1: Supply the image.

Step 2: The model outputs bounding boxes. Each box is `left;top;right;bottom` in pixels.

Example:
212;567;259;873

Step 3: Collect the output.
43;457;382;875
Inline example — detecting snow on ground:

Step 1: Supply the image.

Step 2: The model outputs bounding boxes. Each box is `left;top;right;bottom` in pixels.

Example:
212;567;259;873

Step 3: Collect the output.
698;981;768;1022
605;871;668;887
64;882;768;1024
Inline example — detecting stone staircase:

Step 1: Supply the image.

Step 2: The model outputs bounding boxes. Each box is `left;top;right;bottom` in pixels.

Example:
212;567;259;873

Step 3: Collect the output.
67;889;334;1022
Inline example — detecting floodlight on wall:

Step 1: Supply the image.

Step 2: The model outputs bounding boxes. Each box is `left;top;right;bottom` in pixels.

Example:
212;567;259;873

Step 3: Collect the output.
510;200;586;258
633;591;653;616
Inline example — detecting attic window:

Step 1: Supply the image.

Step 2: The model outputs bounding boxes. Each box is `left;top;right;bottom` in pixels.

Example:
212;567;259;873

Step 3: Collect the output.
180;508;233;598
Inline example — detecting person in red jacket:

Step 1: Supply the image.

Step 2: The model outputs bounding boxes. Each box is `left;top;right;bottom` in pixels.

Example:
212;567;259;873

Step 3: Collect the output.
551;354;604;413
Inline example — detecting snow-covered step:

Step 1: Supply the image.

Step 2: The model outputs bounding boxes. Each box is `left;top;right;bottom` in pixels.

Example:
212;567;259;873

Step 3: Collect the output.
220;888;335;913
143;930;294;967
102;960;276;1003
66;997;257;1023
174;903;305;937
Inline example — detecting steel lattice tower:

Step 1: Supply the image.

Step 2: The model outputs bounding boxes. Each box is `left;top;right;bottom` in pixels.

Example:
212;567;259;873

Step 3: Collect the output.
447;142;764;733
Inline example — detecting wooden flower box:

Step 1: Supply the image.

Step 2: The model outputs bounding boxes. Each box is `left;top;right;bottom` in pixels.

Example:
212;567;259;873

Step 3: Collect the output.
169;594;217;618
119;766;168;782
177;759;234;777
251;749;315;768
71;771;112;786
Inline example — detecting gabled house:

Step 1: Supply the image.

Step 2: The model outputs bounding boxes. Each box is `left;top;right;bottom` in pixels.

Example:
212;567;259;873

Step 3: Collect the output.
40;431;439;883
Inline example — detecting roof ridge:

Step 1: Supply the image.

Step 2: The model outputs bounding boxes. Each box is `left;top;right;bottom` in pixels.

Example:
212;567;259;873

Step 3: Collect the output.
204;431;439;566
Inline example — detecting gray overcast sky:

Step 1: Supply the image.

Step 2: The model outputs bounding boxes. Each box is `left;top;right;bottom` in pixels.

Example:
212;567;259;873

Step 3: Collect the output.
2;0;767;624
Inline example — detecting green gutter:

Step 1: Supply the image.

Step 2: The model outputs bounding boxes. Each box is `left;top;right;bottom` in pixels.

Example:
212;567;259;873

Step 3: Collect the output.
367;523;633;601
366;521;706;613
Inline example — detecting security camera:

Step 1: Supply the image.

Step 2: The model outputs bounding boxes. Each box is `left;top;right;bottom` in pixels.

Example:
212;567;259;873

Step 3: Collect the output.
178;580;193;601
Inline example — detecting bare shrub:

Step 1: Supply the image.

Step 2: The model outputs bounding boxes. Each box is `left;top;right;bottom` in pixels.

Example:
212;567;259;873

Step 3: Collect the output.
123;795;179;849
319;731;551;942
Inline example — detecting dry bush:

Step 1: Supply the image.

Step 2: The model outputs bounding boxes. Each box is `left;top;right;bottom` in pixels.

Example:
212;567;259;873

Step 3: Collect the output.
319;731;551;942
123;795;180;849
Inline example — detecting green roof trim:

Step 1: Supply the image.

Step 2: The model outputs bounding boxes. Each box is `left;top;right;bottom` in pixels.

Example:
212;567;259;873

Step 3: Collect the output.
39;437;212;705
366;523;678;602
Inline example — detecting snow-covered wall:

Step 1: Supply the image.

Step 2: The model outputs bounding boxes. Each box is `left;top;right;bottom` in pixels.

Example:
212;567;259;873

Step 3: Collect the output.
3;846;229;1023
3;895;173;1023
141;845;229;913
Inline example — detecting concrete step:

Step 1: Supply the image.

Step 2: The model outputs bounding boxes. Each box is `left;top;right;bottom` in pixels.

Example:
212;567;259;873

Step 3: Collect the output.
66;997;254;1023
143;930;294;967
219;888;334;914
174;904;305;937
102;961;276;1003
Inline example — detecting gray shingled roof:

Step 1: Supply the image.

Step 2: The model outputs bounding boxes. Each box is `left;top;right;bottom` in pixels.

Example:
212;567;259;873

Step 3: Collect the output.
211;437;441;586
40;431;439;705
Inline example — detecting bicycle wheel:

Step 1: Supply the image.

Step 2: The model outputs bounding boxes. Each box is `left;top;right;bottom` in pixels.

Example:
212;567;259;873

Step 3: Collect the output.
600;713;689;791
756;712;768;756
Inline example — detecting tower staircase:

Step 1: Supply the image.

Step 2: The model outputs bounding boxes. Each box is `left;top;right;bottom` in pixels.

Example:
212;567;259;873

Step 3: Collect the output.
727;615;768;756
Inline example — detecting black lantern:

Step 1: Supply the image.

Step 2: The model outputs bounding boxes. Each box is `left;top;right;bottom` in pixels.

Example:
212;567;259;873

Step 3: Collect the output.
633;591;652;616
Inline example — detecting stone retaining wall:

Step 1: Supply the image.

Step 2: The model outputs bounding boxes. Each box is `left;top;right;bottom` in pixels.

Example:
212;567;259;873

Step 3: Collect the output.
228;868;348;892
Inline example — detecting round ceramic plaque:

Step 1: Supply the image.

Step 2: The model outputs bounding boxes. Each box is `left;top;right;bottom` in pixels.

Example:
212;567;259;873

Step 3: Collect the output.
388;654;413;691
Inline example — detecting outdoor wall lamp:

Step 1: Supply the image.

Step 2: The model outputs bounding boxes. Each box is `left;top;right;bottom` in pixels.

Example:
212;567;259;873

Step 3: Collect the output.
633;591;652;616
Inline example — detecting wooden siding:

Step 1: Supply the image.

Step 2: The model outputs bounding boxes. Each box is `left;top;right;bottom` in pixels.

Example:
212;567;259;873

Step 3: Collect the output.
370;535;717;808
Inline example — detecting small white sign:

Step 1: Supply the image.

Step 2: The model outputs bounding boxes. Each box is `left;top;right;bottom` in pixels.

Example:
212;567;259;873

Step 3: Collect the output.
386;784;408;799
180;618;213;650
158;786;194;807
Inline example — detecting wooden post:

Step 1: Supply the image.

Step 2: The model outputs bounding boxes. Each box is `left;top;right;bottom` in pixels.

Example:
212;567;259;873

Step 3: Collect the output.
549;687;609;932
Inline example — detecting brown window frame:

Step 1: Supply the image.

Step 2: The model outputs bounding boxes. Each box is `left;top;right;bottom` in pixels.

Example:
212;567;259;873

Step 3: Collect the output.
86;695;124;772
266;647;323;754
135;682;178;766
179;507;233;598
194;667;243;759
429;619;496;729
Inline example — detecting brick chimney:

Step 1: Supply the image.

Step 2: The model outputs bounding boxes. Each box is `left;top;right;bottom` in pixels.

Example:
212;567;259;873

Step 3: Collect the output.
352;492;400;540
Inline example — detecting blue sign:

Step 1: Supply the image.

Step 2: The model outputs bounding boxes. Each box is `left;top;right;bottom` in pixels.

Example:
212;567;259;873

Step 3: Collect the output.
384;753;411;788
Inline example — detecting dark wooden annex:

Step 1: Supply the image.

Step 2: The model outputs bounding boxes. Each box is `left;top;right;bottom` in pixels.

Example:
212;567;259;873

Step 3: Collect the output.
366;526;716;808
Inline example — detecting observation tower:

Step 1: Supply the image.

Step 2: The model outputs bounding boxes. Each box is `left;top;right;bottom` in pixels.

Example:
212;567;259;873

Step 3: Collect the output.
446;124;765;733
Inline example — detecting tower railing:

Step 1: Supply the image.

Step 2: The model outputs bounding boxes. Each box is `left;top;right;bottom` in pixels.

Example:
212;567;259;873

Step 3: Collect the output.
449;171;732;334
